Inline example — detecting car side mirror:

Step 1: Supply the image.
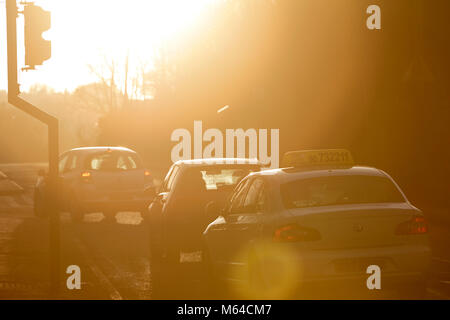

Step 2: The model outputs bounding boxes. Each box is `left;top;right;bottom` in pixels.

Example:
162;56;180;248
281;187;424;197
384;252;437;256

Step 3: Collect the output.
205;201;222;222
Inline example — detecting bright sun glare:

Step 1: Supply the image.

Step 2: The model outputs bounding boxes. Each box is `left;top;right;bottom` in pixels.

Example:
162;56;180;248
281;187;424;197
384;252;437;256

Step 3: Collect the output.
17;0;215;92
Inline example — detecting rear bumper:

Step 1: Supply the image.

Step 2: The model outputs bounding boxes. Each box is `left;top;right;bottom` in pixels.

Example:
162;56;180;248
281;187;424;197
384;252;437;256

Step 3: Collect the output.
290;272;428;298
299;271;428;288
262;243;431;287
74;184;154;213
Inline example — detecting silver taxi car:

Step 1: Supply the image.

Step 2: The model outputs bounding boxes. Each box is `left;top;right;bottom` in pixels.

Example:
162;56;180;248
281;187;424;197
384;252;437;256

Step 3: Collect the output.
34;146;155;222
203;150;431;299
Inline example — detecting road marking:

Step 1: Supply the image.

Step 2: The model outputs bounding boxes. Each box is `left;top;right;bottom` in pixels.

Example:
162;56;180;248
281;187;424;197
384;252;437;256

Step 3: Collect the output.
180;251;202;263
71;236;123;300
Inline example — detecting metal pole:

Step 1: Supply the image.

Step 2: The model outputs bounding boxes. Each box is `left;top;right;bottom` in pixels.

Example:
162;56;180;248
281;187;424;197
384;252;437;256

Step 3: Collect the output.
48;119;60;295
6;0;18;97
6;0;60;296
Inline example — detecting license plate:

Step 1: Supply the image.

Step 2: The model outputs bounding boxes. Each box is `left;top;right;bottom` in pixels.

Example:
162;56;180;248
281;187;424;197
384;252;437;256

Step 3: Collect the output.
179;251;203;263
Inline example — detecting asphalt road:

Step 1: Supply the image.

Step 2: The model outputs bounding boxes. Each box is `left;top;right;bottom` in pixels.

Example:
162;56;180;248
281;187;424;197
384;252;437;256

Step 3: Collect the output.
0;163;449;300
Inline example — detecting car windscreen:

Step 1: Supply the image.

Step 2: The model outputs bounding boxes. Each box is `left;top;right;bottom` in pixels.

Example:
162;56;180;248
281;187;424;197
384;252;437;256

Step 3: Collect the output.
85;151;143;171
280;175;406;209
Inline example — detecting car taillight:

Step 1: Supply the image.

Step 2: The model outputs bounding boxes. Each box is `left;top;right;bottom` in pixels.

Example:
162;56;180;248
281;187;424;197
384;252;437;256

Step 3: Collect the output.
273;224;321;242
80;171;91;182
395;216;428;235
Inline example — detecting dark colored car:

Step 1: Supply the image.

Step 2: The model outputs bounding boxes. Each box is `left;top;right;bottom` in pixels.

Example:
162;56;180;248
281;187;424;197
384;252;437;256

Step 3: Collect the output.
148;158;262;266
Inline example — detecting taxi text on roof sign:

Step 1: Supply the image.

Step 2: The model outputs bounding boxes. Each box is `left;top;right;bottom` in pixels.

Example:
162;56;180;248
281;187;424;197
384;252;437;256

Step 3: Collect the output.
281;149;354;168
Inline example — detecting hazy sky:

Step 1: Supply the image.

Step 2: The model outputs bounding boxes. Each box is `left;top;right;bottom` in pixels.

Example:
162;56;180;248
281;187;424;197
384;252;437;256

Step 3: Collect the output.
0;0;214;93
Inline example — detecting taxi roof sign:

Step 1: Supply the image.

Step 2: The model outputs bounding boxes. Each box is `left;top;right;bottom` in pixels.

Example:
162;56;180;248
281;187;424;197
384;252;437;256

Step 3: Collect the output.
281;149;354;168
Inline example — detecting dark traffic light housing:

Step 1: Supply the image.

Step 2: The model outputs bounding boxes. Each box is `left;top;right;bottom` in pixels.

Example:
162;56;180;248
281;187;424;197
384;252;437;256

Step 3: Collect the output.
23;3;51;69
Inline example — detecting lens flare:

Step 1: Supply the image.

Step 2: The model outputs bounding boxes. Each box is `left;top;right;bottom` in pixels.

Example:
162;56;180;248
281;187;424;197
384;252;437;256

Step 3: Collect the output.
227;242;303;299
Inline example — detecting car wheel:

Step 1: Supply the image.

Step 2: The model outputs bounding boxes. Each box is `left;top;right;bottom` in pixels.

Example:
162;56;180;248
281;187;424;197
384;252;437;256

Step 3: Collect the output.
34;191;47;218
69;195;84;223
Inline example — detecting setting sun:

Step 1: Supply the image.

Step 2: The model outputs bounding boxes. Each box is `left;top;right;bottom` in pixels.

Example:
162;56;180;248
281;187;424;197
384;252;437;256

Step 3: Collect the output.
16;0;215;92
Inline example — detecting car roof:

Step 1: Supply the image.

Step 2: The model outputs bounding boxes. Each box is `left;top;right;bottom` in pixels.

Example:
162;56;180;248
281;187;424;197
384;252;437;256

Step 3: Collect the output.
64;146;136;155
249;165;387;183
174;158;262;167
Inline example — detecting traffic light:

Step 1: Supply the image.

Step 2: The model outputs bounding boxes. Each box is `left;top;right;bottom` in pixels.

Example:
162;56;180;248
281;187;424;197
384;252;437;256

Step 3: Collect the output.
23;3;51;69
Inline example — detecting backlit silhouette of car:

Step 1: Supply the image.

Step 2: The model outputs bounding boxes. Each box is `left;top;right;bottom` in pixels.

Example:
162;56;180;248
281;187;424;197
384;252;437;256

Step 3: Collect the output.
148;158;262;296
34;146;155;222
202;150;431;299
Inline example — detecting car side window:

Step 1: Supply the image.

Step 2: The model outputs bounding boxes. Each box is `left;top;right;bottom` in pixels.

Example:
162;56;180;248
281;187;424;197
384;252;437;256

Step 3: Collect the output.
117;155;129;170
160;166;174;192
243;178;266;214
166;166;179;191
256;183;268;213
67;154;78;171
127;155;138;169
229;178;251;214
58;154;69;172
228;179;246;204
162;165;179;192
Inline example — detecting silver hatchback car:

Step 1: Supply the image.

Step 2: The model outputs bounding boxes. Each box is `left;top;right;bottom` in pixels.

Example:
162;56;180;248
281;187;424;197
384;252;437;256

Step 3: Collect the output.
34;146;155;222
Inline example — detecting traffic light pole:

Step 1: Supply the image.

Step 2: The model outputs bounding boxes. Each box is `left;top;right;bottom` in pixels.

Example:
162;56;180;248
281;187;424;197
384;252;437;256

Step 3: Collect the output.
6;0;60;296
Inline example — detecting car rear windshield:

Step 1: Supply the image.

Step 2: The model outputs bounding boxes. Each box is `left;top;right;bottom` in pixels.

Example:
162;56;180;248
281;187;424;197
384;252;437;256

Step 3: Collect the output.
179;165;260;192
86;151;143;171
280;175;405;209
